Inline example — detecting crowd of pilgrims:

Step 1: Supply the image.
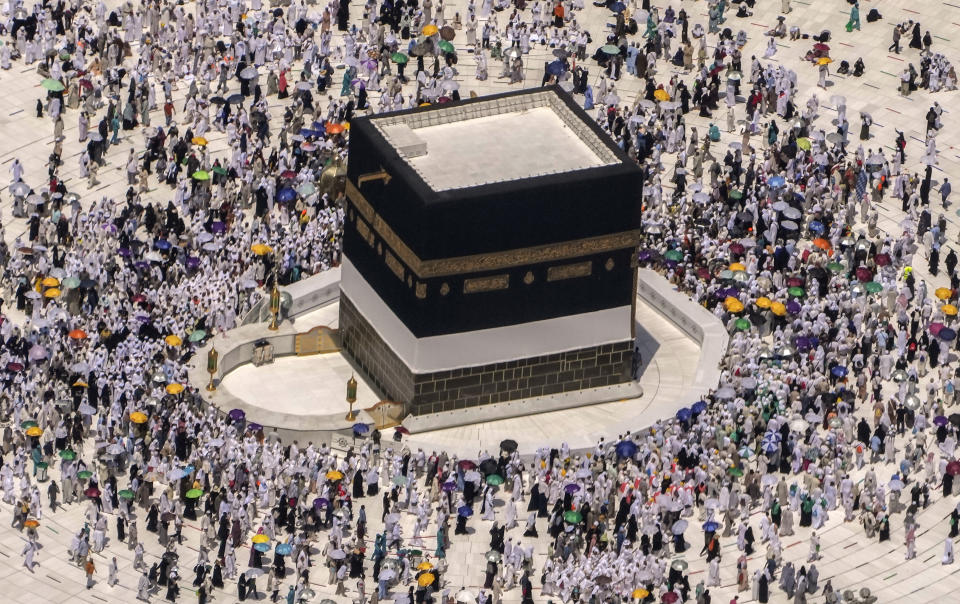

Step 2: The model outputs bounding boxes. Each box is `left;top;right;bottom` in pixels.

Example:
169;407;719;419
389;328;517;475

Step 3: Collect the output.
0;0;958;602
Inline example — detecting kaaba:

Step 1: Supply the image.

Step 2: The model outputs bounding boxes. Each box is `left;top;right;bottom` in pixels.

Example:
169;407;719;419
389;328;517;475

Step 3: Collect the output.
339;86;644;417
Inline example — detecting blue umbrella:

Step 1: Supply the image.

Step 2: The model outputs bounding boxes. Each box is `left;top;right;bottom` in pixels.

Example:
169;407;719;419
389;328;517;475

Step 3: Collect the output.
768;175;786;188
254;542;270;552
702;521;719;532
353;423;370;434
691;401;708;414
277;187;297;203
676;407;692;421
615;440;638;459
609;1;626;11
761;440;779;454
831;365;848;377
457;506;473;517
442;481;457;492
941;328;957;341
808;220;824;233
546;60;565;76
276;543;293;556
155;239;171;250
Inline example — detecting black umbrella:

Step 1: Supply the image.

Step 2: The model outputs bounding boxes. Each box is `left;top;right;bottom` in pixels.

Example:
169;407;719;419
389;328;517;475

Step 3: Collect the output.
273;7;284;17
950;413;960;427
479;459;498;474
499;439;518;453
227;93;244;105
210;96;226;105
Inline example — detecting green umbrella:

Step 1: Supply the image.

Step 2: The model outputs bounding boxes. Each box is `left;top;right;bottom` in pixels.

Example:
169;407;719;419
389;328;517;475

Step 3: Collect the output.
788;286;804;297
729;190;743;200
827;262;844;273
864;281;882;293
438;40;455;54
59;51;70;61
41;78;65;92
600;44;620;55
297;182;316;196
734;318;751;331
59;449;76;460
796;137;811;151
486;474;504;486
118;489;135;500
664;249;683;262
20;420;38;430
192;170;210;181
77;470;93;480
188;329;207;342
211;166;228;175
563;510;582;523
62;276;81;288
186;488;204;499
391;52;409;64
727;467;744;477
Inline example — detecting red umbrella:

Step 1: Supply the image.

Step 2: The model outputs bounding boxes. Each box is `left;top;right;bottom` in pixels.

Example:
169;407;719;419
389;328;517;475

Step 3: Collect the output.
813;43;830;51
280;170;297;179
787;276;805;288
947;461;960;476
78;79;93;91
855;266;872;282
874;253;891;266
729;242;745;255
662;593;679;604
696;267;711;280
457;460;477;471
85;487;101;498
6;362;23;372
394;426;410;434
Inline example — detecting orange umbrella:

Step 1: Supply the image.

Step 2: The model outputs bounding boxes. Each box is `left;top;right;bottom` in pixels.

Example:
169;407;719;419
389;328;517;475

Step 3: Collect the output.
165;383;185;395
130;411;148;424
25;426;42;437
325;122;345;135
728;262;746;272
422;24;439;36
755;296;772;309
24;519;39;528
943;304;958;317
770;302;787;316
654;89;671;101
41;276;60;287
936;287;953;300
68;329;87;340
812;238;832;251
724;297;744;313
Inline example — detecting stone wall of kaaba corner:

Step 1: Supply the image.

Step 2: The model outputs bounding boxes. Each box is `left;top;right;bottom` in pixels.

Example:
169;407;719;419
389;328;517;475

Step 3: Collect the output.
339;291;635;416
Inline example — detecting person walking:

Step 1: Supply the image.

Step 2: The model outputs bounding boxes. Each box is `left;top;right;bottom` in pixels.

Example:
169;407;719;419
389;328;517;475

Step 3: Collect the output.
942;178;952;207
889;25;902;53
85;556;96;589
848;2;861;31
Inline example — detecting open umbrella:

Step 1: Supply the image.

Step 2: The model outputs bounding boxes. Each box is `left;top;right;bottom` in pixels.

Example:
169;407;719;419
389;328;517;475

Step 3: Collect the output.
41;78;65;91
616;440;638;458
457;506;473;517
564;510;582;523
671;519;688;534
500;439;518;452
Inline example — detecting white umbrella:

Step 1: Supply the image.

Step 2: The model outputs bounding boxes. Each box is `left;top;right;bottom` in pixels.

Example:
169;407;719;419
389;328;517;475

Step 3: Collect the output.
106;444;125;455
456;590;475;603
329;549;346;560
78;403;97;415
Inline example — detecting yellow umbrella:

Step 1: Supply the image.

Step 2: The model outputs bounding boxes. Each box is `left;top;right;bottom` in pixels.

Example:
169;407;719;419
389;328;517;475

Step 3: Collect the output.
729;262;746;272
130;411;148;424
418;573;436;587
724;297;744;313
165;383;185;395
251;243;273;256
25;426;42;437
654;89;671;101
936;287;952;300
770;301;787;316
944;304;958;316
165;334;183;347
192;136;208;146
44;288;61;298
422;24;439;36
417;561;434;571
326;470;344;481
42;276;60;287
251;534;270;544
755;296;772;309
632;588;649;599
73;380;88;388
817;57;833;65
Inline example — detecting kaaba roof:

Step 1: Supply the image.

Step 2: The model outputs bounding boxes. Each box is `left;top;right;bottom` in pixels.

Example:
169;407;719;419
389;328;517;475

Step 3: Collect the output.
366;87;624;192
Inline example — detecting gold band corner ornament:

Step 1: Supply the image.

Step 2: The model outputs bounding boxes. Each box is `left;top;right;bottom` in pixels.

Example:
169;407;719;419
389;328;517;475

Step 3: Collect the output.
357;168;392;187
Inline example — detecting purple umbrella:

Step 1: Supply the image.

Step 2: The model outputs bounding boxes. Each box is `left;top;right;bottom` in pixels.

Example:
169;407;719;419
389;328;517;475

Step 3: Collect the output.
313;497;328;509
564;483;581;494
442;481;457;492
228;408;245;421
935;415;949;426
186;256;200;269
786;300;802;314
795;337;812;351
118;247;131;257
248;422;263;432
211;221;226;234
